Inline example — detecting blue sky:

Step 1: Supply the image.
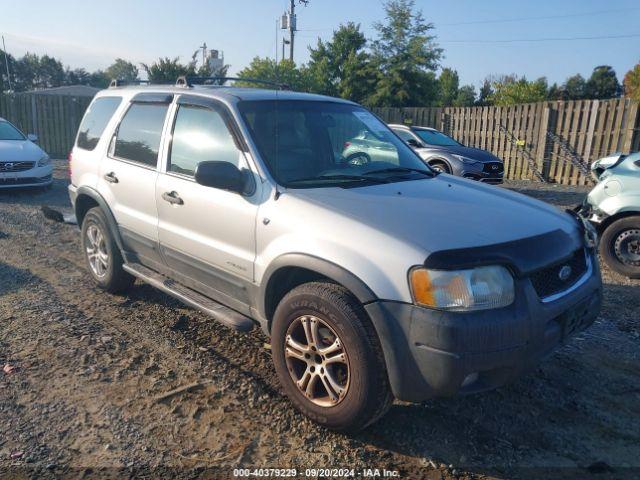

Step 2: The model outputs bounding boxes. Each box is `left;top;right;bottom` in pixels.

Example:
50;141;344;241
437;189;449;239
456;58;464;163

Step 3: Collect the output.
1;0;639;89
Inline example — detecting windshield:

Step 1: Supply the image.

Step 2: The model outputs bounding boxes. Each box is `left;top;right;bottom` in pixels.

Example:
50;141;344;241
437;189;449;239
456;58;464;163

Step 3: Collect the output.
0;121;26;141
414;128;459;147
238;100;432;188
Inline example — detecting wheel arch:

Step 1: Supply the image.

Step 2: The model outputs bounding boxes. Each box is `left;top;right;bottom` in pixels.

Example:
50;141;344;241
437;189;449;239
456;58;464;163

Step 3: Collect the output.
259;254;378;332
75;186;125;252
597;210;640;233
426;156;453;172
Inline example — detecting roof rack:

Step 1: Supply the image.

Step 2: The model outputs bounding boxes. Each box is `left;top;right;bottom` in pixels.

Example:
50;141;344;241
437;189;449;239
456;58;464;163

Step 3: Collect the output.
175;76;291;90
109;79;152;88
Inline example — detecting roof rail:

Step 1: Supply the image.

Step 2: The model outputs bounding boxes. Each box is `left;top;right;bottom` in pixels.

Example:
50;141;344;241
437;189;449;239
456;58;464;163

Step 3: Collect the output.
175;76;291;90
109;79;152;88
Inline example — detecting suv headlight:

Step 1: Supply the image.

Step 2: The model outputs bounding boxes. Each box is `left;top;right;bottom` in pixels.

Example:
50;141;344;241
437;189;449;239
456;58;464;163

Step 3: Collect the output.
409;265;514;311
453;154;481;166
38;155;51;167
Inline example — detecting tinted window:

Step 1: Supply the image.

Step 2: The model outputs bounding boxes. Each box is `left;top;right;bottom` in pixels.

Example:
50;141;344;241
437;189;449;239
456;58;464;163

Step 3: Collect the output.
169;105;240;176
114;103;169;167
0;121;25;140
393;128;416;142
76;97;122;150
414;129;459;147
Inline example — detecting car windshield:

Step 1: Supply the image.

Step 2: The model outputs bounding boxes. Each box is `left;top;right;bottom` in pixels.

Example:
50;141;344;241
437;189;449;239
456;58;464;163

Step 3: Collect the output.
0;121;26;141
238;100;433;188
413;128;459;147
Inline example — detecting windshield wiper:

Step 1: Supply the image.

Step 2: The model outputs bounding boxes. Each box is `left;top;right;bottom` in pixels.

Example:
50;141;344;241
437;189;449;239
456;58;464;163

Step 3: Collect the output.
287;174;391;185
363;167;434;177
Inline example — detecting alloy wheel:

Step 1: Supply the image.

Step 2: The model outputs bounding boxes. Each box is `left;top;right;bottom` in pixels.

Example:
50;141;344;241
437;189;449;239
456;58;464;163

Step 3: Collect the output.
85;224;109;278
284;315;350;407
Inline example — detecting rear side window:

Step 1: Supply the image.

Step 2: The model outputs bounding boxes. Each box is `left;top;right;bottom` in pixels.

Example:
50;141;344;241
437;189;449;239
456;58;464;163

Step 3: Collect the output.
169;104;241;176
114;103;169;167
76;97;122;150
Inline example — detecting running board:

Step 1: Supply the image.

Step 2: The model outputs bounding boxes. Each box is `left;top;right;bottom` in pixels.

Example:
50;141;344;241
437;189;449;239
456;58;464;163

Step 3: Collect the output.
123;263;254;332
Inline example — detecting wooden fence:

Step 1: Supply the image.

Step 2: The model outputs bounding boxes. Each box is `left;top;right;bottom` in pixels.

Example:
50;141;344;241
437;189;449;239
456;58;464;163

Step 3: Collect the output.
0;93;93;158
373;98;640;185
1;92;638;185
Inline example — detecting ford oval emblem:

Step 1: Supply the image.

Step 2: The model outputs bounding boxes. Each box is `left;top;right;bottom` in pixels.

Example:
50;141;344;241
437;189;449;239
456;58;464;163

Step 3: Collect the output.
558;265;572;281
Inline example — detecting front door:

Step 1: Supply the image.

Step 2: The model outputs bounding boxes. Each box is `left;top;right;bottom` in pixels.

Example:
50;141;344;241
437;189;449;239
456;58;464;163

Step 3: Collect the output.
155;98;258;311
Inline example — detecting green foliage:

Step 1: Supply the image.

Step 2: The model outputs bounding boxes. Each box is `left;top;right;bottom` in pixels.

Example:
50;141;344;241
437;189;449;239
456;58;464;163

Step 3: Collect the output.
623;62;640;101
489;76;548;106
437;68;459;106
476;79;494;106
453;85;476;106
562;74;587;100
236;57;310;90
141;57;195;84
586;65;621;99
105;58;139;83
367;0;443;106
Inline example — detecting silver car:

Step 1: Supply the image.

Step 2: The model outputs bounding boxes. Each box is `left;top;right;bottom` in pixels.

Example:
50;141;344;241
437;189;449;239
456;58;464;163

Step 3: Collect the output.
68;81;602;431
389;124;504;184
0;117;52;189
578;152;640;278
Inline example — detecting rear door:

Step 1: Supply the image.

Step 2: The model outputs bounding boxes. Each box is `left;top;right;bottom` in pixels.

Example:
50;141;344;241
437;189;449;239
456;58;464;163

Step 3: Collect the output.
97;93;172;267
155;95;259;312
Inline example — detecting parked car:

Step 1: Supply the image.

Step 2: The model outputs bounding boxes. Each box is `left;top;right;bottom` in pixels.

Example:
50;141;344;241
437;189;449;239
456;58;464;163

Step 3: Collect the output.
388;124;504;184
69;82;602;431
0;117;52;189
577;152;640;278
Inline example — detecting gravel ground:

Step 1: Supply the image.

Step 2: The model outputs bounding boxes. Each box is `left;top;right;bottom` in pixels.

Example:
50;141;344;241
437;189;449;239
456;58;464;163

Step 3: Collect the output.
1;161;638;479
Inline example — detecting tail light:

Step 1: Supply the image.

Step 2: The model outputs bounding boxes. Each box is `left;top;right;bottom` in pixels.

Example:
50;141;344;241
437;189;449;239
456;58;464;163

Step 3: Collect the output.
343;141;351;149
68;151;73;180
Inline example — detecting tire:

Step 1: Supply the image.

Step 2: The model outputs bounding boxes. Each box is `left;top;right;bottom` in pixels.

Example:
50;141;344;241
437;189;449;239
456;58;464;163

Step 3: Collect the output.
599;216;640;279
346;152;371;166
81;207;135;292
271;282;392;432
429;160;450;174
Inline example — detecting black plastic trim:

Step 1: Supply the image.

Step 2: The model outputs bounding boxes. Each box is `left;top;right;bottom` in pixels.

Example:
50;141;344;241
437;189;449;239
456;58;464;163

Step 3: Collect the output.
74;186;125;252
131;92;174;104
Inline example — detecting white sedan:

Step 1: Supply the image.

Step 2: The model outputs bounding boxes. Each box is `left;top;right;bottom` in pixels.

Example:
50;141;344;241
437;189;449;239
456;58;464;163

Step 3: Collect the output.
0;117;52;189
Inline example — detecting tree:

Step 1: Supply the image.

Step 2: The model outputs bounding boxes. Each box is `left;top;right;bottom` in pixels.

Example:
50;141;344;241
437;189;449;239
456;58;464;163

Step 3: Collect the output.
623;62;640;101
562;74;587;100
453;85;476;106
586;66;621;99
490;76;547;106
368;0;443;106
0;49;17;92
236;57;310;91
63;68;91;85
437;68;459;106
476;78;494;106
89;70;110;88
306;22;374;102
141;57;195;84
105;58;139;83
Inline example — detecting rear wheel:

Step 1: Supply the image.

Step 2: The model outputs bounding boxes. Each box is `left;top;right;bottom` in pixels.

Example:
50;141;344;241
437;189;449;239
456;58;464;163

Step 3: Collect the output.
81;207;134;292
271;282;392;432
429;160;450;174
599;216;640;279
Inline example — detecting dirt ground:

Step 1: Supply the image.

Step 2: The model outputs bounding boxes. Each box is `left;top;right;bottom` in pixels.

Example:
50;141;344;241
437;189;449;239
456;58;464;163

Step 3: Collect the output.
1;161;639;479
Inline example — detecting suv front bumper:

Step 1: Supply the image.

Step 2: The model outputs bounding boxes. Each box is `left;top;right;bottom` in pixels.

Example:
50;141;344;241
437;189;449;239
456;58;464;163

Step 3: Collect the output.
365;250;602;402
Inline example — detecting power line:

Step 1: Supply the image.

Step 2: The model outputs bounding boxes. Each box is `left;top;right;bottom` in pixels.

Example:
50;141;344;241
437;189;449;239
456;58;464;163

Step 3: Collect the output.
440;7;639;26
440;33;640;44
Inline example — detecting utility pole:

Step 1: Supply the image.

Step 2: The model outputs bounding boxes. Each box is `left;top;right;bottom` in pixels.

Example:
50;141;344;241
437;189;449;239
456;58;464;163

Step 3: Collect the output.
2;36;13;91
281;0;307;62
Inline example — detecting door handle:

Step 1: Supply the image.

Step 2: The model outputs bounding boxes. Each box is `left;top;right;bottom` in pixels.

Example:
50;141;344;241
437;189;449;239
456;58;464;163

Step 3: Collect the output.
104;172;119;183
162;191;184;205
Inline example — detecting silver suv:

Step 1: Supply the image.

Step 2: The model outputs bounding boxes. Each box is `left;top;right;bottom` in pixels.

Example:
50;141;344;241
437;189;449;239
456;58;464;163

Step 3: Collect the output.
68;79;602;431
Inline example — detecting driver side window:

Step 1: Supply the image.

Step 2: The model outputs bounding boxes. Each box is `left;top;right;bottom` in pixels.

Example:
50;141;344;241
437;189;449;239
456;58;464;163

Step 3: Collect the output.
169;104;241;177
393;128;416;143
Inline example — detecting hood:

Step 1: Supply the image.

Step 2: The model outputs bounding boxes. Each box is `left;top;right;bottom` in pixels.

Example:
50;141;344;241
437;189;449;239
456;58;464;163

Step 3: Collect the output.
417;144;501;162
288;175;581;271
0;140;45;162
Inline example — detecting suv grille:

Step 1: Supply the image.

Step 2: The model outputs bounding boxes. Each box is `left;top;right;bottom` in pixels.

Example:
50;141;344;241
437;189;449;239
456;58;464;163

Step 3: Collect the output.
0;161;35;172
482;162;504;174
530;249;588;300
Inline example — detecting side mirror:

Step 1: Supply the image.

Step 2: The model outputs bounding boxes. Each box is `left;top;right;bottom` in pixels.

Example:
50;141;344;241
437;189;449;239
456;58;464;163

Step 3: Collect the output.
27;133;38;142
194;161;247;194
406;138;422;148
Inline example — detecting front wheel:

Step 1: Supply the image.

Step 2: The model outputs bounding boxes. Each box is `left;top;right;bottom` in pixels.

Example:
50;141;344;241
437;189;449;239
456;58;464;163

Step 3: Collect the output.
271;282;392;432
599;216;640;279
429;160;450;174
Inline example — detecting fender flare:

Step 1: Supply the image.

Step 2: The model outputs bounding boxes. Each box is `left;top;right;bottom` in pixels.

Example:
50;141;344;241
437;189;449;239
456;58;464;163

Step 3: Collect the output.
258;253;378;321
75;186;125;252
